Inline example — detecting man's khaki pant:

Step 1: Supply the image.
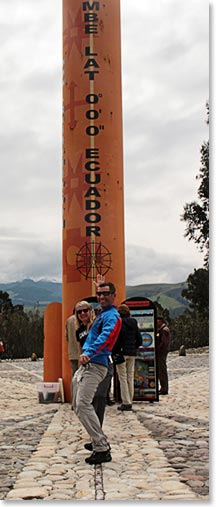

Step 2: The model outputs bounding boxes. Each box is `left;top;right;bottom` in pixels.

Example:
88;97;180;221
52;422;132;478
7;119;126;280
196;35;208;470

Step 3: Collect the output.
116;356;136;405
72;363;109;452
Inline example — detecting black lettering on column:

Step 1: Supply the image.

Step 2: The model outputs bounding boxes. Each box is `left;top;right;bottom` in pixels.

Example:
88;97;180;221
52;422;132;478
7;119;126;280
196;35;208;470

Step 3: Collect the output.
82;2;99;11
85;173;101;184
86;200;101;210
85;187;101;197
86;226;100;236
85;213;101;223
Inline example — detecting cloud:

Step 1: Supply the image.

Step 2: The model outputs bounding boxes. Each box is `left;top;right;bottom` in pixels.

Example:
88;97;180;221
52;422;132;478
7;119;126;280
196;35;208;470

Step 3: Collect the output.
0;232;61;283
126;244;201;286
0;0;208;285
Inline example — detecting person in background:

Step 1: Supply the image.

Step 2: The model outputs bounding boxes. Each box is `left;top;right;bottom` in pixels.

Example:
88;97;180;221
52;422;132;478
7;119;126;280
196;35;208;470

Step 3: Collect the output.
72;282;122;465
75;300;95;353
113;304;142;411
0;340;4;360
66;301;94;380
106;382;115;406
157;316;171;395
65;313;79;377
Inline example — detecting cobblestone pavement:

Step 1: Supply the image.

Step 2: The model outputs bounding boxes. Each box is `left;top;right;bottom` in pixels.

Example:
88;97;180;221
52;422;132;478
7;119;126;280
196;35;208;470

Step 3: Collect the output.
0;349;210;501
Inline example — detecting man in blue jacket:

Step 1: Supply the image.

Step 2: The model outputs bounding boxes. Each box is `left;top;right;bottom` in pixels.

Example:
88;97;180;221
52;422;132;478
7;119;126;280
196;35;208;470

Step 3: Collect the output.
72;281;122;465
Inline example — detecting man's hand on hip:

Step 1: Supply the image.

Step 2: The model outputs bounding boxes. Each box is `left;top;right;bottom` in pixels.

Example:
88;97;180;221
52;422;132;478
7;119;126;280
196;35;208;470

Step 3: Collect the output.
80;354;90;365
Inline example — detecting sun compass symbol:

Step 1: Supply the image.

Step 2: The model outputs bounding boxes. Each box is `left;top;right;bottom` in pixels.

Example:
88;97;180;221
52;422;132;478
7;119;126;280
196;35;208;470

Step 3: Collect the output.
76;241;112;280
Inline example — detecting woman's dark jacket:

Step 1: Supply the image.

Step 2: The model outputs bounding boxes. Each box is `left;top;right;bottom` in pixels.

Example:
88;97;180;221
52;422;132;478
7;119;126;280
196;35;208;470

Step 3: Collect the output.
112;316;142;357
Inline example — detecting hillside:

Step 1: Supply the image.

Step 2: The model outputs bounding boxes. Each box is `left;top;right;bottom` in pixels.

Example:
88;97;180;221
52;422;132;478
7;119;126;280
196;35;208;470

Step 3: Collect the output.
0;278;189;317
0;279;62;309
126;282;189;317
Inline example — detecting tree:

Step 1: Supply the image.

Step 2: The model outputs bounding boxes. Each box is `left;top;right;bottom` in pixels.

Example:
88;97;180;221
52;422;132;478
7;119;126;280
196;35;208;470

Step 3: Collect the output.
0;291;13;314
170;309;209;350
182;268;209;317
181;102;209;267
0;291;44;358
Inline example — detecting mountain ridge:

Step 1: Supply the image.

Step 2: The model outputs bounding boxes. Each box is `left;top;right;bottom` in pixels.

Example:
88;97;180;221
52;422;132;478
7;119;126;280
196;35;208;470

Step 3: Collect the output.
0;278;189;318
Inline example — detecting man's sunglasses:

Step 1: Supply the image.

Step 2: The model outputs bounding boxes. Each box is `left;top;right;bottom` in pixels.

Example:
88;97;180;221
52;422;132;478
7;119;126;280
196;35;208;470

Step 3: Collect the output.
96;291;113;297
77;308;89;315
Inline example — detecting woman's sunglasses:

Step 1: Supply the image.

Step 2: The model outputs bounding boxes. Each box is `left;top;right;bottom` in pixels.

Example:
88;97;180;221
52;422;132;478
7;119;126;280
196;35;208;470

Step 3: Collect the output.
77;308;89;315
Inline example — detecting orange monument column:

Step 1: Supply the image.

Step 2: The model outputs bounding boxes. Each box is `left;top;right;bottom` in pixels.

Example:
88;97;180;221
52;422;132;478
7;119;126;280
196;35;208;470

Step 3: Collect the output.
61;0;125;401
44;302;62;382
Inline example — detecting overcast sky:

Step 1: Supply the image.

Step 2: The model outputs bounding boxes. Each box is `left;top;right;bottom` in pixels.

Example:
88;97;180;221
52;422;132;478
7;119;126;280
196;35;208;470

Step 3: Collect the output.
0;0;209;286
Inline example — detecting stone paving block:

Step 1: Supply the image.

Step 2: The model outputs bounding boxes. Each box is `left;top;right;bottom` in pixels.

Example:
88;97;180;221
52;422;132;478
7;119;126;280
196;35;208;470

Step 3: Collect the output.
1;351;210;501
7;487;48;499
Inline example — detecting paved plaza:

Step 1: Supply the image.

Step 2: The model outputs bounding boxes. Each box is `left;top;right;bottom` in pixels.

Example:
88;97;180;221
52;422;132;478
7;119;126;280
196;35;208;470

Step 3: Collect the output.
0;349;210;501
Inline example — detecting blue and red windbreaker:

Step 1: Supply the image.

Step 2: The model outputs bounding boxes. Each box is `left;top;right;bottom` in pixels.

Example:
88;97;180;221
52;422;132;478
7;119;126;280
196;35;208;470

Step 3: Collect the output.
82;305;122;367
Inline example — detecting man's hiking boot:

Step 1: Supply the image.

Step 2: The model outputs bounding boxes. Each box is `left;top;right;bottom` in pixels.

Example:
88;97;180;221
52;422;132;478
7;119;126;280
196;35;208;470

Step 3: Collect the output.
85;450;112;465
84;442;111;452
84;442;93;451
117;404;132;411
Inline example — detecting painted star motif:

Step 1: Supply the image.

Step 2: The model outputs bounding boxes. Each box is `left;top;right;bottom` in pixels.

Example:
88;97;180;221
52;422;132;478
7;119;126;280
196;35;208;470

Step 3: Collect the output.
63;8;87;57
